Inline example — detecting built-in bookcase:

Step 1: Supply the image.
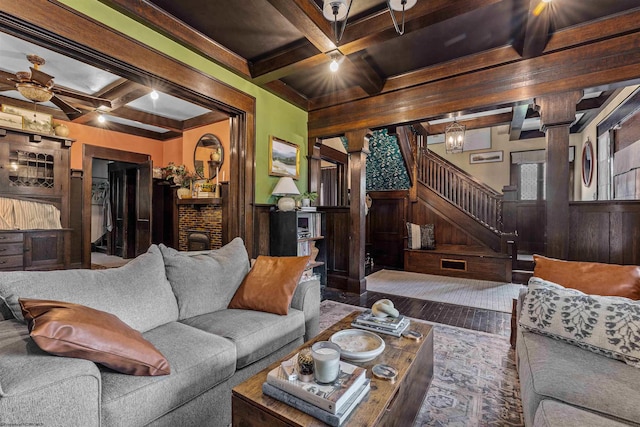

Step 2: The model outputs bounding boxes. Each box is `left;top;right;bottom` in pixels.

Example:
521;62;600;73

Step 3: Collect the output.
269;210;326;286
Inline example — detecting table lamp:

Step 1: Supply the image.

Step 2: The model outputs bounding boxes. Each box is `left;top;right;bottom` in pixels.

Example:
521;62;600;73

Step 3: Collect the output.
272;176;300;211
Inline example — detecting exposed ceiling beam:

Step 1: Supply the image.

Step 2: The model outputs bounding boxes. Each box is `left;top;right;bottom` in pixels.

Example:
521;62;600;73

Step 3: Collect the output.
513;0;551;58
252;0;501;85
310;8;640;111
509;104;529;141
264;0;335;53
109;106;183;132
85;118;180;140
95;78;152;110
341;54;384;95
182;110;230;130
423;112;513;135
309;31;640;138
98;0;250;77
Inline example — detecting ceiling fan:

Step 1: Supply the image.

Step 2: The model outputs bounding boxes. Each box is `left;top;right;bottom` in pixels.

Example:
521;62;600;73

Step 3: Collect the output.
6;54;112;120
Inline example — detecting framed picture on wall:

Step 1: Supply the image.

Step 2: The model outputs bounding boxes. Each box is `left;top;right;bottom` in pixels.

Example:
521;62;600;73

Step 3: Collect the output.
2;104;53;134
0;111;23;130
269;136;300;179
470;150;503;164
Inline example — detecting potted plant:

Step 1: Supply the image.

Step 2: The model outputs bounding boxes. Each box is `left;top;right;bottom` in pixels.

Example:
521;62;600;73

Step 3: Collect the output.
161;162;195;199
299;191;318;207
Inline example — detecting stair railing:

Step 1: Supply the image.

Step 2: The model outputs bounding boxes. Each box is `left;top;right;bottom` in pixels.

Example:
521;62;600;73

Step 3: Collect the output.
417;147;504;231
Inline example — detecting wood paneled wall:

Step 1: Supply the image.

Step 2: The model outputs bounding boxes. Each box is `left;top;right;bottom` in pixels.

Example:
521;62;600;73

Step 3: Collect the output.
502;201;546;254
569;201;640;264
410;198;478;247
502;200;640;265
253;204;272;258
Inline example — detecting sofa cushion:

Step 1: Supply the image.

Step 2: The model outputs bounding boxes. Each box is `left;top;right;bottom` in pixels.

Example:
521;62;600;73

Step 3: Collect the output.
0;319;102;427
100;321;236;426
160;237;250;319
181;308;305;369
0;245;178;332
520;280;640;367
533;254;640;299
406;222;435;250
533;400;630;427
228;255;310;315
20;298;170;376
517;329;640;425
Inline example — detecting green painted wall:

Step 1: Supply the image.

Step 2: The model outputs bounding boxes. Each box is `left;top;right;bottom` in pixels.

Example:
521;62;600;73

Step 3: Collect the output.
60;0;308;203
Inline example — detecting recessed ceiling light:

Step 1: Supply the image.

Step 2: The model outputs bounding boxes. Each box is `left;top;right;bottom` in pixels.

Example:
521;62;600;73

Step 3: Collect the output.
150;90;159;100
97;114;106;124
329;59;339;72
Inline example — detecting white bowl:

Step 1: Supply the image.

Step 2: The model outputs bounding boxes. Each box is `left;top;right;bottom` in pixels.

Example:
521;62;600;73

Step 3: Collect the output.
329;329;385;362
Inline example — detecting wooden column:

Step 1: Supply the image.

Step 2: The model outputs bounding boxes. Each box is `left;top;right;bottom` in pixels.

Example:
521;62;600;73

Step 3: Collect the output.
346;129;371;294
535;91;582;259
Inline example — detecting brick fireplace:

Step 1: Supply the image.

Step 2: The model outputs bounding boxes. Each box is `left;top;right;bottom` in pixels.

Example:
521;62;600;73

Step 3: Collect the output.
178;204;222;251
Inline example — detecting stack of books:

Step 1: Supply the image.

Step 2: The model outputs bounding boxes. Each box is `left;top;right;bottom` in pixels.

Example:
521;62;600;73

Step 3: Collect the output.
351;309;410;337
263;354;370;426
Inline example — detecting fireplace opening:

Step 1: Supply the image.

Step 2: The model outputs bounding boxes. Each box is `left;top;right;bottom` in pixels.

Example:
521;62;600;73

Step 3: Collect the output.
187;229;210;251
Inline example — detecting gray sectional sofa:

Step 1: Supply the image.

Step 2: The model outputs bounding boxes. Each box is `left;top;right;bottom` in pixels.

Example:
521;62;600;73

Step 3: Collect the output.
516;286;640;426
0;238;320;427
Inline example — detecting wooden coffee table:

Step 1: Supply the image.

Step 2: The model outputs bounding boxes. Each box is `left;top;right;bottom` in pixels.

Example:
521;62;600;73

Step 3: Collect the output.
232;312;434;427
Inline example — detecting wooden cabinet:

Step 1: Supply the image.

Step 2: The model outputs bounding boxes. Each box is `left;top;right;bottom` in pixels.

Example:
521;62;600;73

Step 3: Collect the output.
0;126;73;270
270;210;326;286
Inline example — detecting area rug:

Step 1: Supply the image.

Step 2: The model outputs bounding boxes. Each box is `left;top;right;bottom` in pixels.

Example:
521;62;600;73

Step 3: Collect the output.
320;300;524;426
366;269;524;313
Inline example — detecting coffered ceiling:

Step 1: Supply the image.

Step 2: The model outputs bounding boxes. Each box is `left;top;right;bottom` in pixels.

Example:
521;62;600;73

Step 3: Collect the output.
0;31;229;140
2;1;640;140
100;0;640;139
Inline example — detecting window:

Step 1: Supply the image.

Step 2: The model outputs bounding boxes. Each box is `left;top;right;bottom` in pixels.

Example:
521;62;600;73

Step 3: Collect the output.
519;163;545;200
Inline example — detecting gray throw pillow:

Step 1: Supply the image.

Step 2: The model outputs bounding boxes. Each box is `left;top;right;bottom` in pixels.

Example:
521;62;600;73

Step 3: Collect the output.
520;279;640;368
0;245;179;332
406;222;435;250
160;237;250;319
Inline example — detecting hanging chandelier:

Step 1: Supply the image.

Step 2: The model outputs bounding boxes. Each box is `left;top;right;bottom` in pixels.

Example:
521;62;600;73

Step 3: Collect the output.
444;121;465;154
323;0;417;44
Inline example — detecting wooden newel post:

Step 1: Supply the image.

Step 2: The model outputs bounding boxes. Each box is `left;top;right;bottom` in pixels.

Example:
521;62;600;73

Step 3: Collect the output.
346;129;371;294
534;90;582;259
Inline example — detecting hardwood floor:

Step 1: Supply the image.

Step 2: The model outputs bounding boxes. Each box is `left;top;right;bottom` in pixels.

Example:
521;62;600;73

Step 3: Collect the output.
323;288;512;338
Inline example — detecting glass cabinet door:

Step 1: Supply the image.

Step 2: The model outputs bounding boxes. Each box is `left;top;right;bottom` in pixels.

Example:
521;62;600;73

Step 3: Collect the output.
4;144;60;195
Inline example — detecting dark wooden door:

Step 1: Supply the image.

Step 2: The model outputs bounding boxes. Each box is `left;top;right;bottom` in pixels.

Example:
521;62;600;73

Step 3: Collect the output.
367;192;407;269
109;161;147;259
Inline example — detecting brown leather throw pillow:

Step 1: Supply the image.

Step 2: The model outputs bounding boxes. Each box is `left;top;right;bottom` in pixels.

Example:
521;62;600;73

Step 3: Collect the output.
228;255;310;315
19;298;170;376
533;255;640;300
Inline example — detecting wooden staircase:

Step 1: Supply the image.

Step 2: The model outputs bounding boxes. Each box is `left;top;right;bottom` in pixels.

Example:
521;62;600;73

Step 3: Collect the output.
395;126;519;282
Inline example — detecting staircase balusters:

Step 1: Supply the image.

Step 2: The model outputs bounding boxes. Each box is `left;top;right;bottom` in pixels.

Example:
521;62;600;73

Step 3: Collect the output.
417;148;503;231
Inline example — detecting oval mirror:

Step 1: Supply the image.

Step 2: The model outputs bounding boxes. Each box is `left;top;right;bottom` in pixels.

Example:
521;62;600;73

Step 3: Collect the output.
194;133;224;180
582;138;594;187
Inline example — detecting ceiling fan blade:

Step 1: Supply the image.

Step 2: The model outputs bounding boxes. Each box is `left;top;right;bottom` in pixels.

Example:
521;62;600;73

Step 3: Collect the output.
50;96;83;120
29;67;55;87
0;81;14;91
52;87;112;109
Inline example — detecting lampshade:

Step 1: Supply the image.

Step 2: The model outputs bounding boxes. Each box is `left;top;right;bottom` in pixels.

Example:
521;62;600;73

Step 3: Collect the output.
272;176;300;211
272;176;300;196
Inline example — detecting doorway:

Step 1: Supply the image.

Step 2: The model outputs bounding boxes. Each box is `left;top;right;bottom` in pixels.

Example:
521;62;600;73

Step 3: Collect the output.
83;145;152;268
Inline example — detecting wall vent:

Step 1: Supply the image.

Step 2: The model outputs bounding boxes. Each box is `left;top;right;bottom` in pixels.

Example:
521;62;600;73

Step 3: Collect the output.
441;258;467;271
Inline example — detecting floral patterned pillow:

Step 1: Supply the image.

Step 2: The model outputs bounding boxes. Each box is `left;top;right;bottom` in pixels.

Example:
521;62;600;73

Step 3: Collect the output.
520;279;640;367
406;223;435;250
